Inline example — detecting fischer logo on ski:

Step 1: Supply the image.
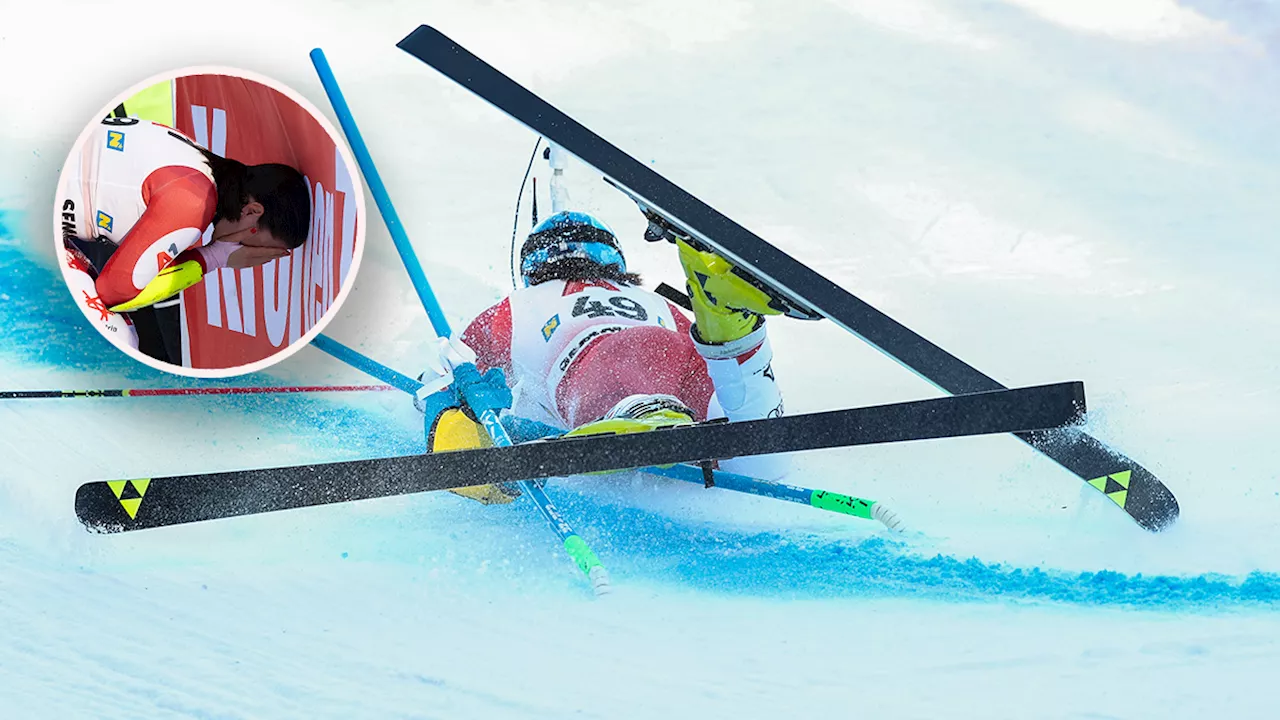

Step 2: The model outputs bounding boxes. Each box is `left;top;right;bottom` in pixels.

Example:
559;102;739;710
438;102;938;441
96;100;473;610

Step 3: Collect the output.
105;478;151;520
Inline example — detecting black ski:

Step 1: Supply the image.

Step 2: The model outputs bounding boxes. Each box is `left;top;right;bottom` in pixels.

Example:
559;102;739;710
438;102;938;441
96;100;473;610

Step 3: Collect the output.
76;382;1083;532
395;25;1179;532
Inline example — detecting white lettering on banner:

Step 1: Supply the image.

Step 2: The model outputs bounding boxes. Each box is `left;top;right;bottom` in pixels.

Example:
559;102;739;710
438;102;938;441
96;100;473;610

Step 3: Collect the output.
212;109;227;156
303;182;317;331
326;189;335;309
289;222;304;345
334;145;355;284
239;267;257;336
204;269;222;328
264;257;290;347
188;105;227;154
289;177;311;346
316;187;333;323
197;224;220;330
190;106;205;146
301;180;338;334
322;189;331;311
221;268;243;334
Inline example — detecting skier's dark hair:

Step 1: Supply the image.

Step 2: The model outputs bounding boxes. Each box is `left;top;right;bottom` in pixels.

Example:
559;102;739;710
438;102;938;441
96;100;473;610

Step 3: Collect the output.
200;149;311;248
524;257;643;287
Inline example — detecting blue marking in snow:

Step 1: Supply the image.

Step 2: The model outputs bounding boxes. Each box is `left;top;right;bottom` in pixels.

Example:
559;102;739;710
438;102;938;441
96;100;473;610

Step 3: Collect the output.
0;206;422;458
546;487;1280;610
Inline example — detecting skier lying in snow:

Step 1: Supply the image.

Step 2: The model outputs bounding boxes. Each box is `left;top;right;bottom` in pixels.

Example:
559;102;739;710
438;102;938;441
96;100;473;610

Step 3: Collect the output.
414;210;795;504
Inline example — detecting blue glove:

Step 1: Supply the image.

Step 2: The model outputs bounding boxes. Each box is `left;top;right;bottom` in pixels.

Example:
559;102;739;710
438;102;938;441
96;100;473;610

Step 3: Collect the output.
419;362;513;431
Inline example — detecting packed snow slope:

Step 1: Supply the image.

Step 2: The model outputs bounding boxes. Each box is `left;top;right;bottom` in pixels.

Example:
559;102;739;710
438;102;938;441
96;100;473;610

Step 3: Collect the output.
2;1;1279;718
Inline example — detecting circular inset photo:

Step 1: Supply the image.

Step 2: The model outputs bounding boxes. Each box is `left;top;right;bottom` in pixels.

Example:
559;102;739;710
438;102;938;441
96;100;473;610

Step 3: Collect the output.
54;67;366;377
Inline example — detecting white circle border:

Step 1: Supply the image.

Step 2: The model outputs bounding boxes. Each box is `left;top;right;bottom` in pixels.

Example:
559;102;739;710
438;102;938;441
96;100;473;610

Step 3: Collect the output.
52;64;369;379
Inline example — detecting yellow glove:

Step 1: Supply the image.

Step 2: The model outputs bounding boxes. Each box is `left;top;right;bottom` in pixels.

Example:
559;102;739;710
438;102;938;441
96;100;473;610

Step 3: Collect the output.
108;260;204;313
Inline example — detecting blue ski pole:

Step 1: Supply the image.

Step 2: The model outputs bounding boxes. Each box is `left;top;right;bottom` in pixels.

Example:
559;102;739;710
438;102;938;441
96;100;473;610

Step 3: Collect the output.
644;465;904;531
310;48;610;595
310;49;449;335
312;334;420;394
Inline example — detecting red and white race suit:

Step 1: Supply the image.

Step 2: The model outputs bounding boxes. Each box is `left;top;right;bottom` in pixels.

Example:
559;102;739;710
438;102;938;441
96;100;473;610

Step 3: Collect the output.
461;279;717;430
57;117;233;326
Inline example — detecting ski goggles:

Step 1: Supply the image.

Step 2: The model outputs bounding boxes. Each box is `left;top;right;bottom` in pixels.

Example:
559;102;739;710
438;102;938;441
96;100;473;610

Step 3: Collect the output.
531;211;615;237
520;241;627;286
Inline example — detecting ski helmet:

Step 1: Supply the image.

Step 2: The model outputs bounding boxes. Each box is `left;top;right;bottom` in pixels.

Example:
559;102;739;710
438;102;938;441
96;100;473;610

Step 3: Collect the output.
519;211;626;287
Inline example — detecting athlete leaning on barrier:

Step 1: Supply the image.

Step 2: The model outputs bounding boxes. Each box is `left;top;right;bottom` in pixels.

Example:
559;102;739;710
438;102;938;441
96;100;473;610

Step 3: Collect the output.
59;116;310;363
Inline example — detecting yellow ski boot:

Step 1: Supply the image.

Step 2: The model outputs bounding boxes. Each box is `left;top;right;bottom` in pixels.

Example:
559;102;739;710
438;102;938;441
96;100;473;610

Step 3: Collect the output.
675;239;774;344
564;394;696;439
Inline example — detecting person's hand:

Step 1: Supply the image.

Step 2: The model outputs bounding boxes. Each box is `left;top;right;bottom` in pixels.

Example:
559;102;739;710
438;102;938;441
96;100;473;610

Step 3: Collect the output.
213;225;292;269
413;336;479;410
227;244;291;269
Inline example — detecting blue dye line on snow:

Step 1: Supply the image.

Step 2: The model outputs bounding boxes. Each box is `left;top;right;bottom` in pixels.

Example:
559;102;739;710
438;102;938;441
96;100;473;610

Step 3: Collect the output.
0;207;422;458
547;489;1280;610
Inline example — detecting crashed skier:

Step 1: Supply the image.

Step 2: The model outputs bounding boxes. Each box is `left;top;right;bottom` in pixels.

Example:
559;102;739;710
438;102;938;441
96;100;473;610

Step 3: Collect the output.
414;210;796;503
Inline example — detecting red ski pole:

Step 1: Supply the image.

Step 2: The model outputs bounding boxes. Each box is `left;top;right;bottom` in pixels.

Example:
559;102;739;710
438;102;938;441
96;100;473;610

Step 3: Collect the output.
0;385;396;400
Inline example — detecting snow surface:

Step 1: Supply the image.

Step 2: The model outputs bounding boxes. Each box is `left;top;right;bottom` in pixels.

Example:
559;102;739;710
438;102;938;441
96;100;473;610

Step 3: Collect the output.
2;0;1279;717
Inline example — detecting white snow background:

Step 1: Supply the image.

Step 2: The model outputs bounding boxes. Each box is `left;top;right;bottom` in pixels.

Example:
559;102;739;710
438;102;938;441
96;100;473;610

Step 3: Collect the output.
1;0;1278;717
